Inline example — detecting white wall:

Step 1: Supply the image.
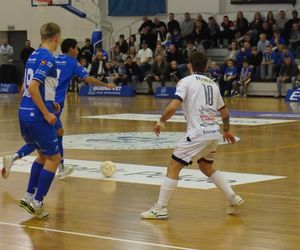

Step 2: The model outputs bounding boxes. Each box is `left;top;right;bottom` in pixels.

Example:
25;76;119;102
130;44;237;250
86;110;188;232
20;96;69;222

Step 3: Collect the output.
0;0;95;50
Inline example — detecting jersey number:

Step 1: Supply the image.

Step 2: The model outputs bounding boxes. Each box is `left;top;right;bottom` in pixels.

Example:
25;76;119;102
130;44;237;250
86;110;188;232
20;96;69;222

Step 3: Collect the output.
23;68;34;97
202;84;214;105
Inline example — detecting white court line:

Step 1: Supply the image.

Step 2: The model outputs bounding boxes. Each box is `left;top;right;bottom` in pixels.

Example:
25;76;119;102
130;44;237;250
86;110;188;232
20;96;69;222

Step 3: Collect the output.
0;221;199;250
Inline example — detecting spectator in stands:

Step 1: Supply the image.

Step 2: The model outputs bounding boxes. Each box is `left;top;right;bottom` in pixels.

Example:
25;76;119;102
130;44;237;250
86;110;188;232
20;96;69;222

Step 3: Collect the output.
236;41;252;66
94;45;108;61
123;56;144;91
111;45;124;62
257;33;270;53
234;11;249;36
284;10;300;34
168;61;182;83
278;45;295;63
191;20;210;50
154;43;165;57
276;56;298;97
81;38;93;63
233;59;252;97
181;12;195;41
226;41;239;61
124;46;138;62
104;60;119;84
140;27;157;51
208;61;221;83
166;44;185;64
167;13;181;35
145;54;168;94
138;16;155;32
79;57;92;74
288;23;300;57
276;10;288;31
219;16;235;48
249;46;262;81
260;45;276;81
115;34;129;54
266;11;276;26
196;14;209;31
220;59;237;96
239;34;254;48
137;41;153;73
153;17;167;33
20;40;34;65
208;16;220;48
162;34;173;51
260;22;273;40
91;51;107;81
182;40;197;62
249;12;263;37
171;29;183;49
270;31;287;48
128;35;139;52
158;25;168;43
293;73;300;89
0;38;14;58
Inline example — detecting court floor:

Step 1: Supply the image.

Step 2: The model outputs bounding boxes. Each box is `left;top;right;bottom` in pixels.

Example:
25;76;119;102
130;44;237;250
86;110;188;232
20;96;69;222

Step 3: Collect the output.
0;94;299;250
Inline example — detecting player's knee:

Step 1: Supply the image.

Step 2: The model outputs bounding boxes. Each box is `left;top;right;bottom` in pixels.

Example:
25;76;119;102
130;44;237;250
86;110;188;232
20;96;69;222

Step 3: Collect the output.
49;153;61;165
57;128;64;137
198;158;214;176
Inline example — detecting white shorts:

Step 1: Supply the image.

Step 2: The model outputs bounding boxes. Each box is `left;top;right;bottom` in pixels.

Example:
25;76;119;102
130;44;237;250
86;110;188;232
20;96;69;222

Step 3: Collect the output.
172;137;218;166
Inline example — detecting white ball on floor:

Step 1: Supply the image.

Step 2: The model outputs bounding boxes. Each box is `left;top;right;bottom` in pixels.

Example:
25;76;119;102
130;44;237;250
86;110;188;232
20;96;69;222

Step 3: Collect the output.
100;161;116;178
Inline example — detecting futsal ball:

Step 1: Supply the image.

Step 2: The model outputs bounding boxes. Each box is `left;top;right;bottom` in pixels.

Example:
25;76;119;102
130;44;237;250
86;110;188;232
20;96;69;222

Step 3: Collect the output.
100;161;116;178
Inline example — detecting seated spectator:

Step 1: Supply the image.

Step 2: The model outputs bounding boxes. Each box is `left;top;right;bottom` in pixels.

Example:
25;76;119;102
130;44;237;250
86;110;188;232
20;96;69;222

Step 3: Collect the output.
195;14;209;31
270;31;287;48
115;34;129;54
284;10;300;35
260;45;276;81
168;61;182;83
94;45;108;61
153;17;167;33
138;16;155;32
236;41;252;67
124;46;138;62
162;34;173;51
208;16;220;48
123;56;144;91
233;59;252;97
167;13;181;35
79;57;92;74
171;29;183;49
145;55;168;94
257;33;270;53
137;41;153;73
181;12;195;41
154;43;165;57
128;35;139;52
111;45;124;62
208;61;222;83
91;51;107;81
276;56;298;97
158;25;168;43
81;38;93;63
219;16;235;47
140;27;157;52
234;11;249;36
266;11;276;26
259;22;273;40
276;10;288;31
20;40;35;66
288;23;300;57
104;60;120;84
278;45;295;63
226;41;239;61
239;33;255;48
249;12;263;36
272;24;281;35
220;59;237;96
190;20;210;50
166;44;185;64
182;40;197;63
249;47;262;81
293;73;300;89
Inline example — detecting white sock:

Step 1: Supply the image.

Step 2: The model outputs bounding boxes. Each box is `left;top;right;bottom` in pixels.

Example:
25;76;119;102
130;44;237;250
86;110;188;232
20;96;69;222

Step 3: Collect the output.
12;153;19;162
33;199;43;208
157;177;178;208
210;171;235;201
58;162;63;172
24;192;35;202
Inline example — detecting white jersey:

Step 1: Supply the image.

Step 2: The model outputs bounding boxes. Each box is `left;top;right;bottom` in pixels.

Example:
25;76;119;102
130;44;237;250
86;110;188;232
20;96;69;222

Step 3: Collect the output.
174;74;225;140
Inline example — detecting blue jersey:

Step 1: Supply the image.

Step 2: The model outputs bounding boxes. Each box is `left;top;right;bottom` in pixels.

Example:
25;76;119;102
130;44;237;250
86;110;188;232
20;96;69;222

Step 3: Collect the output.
55;54;88;104
19;47;57;122
224;66;237;78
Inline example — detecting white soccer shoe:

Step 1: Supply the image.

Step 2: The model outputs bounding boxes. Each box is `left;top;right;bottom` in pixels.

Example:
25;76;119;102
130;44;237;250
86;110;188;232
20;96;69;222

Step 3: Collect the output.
141;204;169;219
26;201;49;219
1;155;14;179
56;164;75;180
227;194;244;215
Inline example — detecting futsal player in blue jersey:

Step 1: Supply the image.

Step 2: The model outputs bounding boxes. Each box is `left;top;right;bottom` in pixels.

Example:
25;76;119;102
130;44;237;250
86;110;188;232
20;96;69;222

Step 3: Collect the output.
2;39;115;181
17;23;62;219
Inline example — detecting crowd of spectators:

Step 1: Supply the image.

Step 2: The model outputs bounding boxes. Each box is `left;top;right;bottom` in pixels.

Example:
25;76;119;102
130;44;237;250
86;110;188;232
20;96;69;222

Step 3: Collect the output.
77;10;300;97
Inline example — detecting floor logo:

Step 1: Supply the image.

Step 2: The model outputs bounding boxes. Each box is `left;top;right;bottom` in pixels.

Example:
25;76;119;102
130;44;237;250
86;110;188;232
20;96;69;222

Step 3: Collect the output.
82;113;296;126
8;156;286;190
63;132;240;150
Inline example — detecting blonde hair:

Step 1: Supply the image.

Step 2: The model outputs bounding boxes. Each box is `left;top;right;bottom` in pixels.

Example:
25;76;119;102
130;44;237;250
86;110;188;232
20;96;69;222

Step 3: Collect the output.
40;22;61;40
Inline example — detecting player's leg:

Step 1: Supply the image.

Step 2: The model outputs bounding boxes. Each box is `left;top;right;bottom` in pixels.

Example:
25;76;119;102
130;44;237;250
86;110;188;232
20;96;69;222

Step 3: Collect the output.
2;143;36;179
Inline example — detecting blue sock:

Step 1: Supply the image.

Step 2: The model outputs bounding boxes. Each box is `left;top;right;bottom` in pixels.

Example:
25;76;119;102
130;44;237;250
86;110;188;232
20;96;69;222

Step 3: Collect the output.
17;144;36;158
26;162;44;194
34;169;55;202
57;136;64;164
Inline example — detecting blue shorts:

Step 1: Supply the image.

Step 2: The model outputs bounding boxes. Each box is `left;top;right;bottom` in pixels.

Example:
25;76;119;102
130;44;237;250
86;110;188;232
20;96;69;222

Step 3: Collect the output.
19;120;60;156
54;103;64;130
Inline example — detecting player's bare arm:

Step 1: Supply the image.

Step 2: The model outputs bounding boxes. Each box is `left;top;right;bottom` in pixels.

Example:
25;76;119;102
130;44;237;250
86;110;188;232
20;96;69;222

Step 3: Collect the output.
84;76;116;89
28;80;57;125
154;99;181;136
219;107;235;144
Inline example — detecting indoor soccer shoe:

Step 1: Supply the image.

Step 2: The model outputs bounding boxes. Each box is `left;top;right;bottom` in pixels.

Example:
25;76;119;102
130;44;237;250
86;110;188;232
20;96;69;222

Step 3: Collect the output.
227;195;244;215
19;197;32;210
26;202;49;219
1;155;14;179
141;204;168;219
57;164;75;180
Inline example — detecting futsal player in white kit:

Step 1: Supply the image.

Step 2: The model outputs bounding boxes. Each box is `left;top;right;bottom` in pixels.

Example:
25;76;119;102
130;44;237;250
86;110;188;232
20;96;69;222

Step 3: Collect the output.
141;51;244;219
